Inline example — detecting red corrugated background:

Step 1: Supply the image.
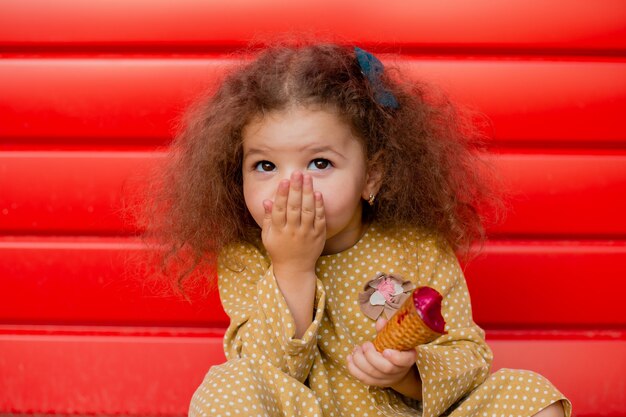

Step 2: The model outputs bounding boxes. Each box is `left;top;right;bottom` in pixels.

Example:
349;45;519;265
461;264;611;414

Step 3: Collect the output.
1;1;625;416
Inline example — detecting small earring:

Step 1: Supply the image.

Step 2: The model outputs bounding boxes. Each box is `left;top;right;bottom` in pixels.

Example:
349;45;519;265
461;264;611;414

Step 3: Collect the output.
367;194;376;206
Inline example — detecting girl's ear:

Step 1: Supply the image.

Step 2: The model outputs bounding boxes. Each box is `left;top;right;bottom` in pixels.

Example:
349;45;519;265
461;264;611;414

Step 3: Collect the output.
362;154;384;201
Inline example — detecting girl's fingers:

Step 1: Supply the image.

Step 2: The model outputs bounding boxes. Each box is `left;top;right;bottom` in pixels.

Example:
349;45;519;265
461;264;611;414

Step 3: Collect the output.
350;346;385;379
286;171;303;227
346;354;369;382
361;342;405;375
375;317;388;332
301;174;315;227
262;199;273;231
346;354;378;385
381;348;418;368
314;191;325;231
271;179;290;227
348;348;403;387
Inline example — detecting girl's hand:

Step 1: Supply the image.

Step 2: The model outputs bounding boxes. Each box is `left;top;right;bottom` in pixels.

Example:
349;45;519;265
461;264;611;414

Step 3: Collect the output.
347;317;418;388
262;171;326;278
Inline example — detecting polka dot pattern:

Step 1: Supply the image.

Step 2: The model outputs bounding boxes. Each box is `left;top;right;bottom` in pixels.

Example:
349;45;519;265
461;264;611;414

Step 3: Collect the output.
190;223;571;417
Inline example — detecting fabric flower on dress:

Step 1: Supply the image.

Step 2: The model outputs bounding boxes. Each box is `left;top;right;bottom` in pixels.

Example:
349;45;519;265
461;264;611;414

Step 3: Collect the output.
358;273;415;320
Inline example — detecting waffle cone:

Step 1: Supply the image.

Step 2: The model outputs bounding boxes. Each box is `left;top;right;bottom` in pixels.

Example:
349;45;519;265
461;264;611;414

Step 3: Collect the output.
373;291;442;352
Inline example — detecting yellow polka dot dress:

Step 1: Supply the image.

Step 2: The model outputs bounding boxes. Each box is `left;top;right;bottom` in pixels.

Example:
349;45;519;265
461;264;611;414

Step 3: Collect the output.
189;222;572;417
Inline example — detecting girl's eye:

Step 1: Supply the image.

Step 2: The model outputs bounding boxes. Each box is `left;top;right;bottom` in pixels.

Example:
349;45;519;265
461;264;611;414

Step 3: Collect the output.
254;161;276;172
308;158;332;170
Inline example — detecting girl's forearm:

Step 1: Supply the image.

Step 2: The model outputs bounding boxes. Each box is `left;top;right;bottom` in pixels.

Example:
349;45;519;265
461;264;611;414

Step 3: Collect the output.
390;364;423;401
273;266;317;339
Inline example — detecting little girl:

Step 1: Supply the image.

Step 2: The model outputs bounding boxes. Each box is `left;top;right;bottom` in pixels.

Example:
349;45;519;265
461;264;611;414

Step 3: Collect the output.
141;43;571;417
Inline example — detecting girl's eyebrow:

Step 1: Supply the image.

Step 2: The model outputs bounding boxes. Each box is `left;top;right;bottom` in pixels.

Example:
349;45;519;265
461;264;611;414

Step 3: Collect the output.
242;148;267;160
304;145;346;160
243;145;346;160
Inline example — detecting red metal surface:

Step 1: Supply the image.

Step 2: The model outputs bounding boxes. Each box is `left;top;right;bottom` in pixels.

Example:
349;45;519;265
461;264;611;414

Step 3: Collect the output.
0;330;225;416
0;151;158;234
488;336;626;417
1;59;625;144
0;328;623;417
465;240;626;327
1;0;625;52
0;236;226;326
487;153;626;237
1;0;624;415
1;237;624;328
2;152;625;236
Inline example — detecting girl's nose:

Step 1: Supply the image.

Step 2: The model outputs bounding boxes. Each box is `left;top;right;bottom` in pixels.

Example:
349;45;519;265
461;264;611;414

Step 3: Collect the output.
282;170;302;182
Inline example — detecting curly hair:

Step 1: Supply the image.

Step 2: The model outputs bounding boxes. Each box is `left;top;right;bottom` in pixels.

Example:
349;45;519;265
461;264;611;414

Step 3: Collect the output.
130;41;502;297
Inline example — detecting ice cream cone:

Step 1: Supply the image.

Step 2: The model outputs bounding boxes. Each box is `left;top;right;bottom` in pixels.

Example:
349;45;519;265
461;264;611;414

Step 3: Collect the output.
373;286;446;352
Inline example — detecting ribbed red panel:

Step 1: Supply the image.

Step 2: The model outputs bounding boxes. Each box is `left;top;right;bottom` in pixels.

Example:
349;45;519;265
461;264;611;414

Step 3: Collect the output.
1;0;624;415
1;328;624;417
1;59;624;144
1;238;624;328
0;151;158;234
466;241;626;327
0;237;227;326
1;0;625;52
487;153;626;237
2;152;625;236
0;330;225;416
487;336;626;417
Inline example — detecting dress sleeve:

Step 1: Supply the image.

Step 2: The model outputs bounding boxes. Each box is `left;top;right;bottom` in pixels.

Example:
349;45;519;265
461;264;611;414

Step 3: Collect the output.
217;242;326;383
412;238;493;417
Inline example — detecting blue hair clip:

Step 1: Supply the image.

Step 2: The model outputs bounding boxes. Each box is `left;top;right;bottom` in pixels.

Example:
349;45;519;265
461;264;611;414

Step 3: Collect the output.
354;46;399;109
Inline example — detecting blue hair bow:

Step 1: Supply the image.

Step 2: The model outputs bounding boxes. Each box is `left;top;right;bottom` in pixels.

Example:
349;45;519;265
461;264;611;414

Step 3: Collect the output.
354;46;399;109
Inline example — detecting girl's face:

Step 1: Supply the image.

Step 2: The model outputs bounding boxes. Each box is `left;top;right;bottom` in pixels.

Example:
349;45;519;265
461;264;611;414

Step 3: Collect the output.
242;105;379;255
